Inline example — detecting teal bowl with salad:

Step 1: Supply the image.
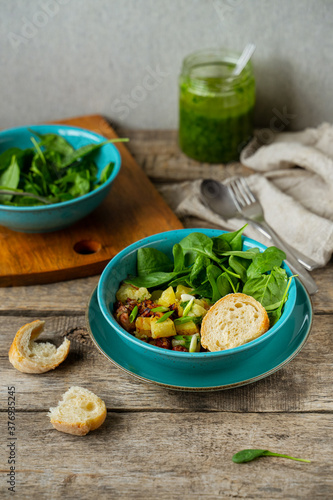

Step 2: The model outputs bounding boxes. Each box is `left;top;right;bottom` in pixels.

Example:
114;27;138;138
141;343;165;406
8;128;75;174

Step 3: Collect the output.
0;125;126;232
97;227;297;372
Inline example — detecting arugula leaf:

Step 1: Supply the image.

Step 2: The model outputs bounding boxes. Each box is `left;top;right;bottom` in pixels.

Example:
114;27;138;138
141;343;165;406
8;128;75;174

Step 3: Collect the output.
137;248;173;276
60;138;128;168
0;155;20;202
247;246;286;279
29;129;75;157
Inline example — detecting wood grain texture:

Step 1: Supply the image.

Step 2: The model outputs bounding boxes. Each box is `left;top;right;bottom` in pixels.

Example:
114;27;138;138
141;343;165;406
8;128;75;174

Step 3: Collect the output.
0;411;331;499
0;129;332;499
0;116;183;287
0;261;331;314
1;314;332;412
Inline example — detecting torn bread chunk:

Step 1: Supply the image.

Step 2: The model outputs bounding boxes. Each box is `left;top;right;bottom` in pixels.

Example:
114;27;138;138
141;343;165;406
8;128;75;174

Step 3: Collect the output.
48;386;107;436
8;320;70;374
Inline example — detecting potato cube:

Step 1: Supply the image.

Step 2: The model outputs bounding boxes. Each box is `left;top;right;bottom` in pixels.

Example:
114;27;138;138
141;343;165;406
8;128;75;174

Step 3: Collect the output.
175;285;194;300
151;317;176;339
157;286;176;307
116;284;151;303
189;304;207;318
135;317;152;336
175;321;199;335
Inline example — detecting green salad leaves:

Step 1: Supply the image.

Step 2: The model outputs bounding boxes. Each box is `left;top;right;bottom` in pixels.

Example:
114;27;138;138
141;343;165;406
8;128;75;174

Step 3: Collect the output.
0;130;128;206
125;226;294;326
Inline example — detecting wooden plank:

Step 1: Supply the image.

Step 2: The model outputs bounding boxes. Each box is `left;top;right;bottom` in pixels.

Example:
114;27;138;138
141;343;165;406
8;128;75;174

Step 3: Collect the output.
0;411;331;499
1;315;332;412
0;259;331;314
0;116;183;286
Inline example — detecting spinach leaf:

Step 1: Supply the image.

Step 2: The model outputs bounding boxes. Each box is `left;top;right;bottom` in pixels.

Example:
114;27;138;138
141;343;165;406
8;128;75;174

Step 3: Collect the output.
0;155;20;202
247;246;286;279
189;254;210;287
229;255;251;282
243;266;289;309
221;248;260;260
179;232;220;264
173;244;185;272
206;264;222;303
216;272;233;296
232;449;310;463
212;225;247;252
125;272;177;289
137;248;173;276
191;280;213;300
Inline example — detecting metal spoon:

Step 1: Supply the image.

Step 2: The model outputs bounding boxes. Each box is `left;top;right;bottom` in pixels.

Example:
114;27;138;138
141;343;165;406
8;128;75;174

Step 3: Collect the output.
200;179;318;294
0;190;52;204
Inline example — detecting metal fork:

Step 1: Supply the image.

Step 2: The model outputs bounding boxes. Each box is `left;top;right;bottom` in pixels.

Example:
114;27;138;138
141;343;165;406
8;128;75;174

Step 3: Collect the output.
228;177;318;294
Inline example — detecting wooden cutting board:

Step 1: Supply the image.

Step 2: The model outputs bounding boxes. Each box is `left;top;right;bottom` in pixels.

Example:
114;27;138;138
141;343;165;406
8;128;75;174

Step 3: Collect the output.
0;115;183;286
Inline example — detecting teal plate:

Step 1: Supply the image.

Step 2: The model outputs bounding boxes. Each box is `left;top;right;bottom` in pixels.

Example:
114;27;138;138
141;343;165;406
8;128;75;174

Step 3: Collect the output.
86;280;313;392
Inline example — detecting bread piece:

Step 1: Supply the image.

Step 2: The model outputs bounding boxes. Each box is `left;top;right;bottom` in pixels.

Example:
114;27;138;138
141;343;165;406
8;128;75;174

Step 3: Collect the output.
8;320;70;374
201;293;269;352
48;386;107;436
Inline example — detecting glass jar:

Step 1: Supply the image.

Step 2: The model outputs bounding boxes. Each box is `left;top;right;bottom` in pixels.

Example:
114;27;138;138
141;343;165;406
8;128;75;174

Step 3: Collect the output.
179;48;256;163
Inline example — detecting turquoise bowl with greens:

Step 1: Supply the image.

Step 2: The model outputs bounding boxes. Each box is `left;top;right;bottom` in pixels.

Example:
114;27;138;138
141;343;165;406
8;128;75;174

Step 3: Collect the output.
0;125;122;232
97;229;297;373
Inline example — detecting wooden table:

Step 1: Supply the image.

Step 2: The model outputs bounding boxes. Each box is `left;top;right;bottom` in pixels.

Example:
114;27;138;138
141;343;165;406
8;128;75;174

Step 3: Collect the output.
1;129;333;499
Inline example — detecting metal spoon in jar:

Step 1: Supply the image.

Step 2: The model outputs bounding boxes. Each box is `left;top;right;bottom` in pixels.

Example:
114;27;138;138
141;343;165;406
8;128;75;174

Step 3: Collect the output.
232;43;256;76
200;179;318;294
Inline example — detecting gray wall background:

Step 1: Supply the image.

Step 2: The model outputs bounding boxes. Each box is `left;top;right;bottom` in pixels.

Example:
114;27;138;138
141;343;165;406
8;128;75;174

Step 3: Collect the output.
0;0;332;130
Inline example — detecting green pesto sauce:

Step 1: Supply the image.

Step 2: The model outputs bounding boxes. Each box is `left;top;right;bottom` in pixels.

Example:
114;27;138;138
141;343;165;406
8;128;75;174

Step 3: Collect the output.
179;70;255;163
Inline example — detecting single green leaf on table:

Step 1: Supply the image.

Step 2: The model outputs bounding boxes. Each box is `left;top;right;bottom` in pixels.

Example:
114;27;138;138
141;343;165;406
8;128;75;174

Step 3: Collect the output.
247;246;286;279
232;449;311;464
137;247;173;276
0;155;20;202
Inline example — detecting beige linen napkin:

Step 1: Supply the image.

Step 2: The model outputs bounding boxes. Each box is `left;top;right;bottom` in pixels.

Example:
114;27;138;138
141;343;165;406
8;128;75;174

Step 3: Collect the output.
158;123;333;267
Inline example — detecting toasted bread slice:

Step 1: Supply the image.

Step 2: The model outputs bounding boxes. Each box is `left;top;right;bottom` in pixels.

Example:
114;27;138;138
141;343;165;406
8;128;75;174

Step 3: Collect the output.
49;386;107;436
201;293;269;352
8;320;70;374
